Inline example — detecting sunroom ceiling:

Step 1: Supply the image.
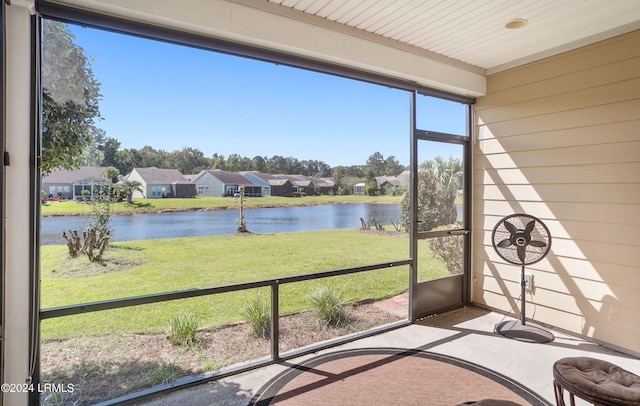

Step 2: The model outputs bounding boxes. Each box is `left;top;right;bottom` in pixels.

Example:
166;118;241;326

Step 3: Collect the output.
266;0;640;73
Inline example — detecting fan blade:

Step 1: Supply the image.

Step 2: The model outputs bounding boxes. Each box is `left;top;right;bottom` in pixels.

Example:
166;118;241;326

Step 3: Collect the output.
524;219;535;234
504;220;517;235
517;246;526;262
497;239;512;248
529;240;547;248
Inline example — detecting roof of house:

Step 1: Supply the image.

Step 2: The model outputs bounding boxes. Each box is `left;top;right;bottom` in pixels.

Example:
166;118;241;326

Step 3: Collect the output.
292;179;313;187
396;170;410;185
309;177;335;187
205;169;258;186
375;175;401;187
42;166;109;184
130;167;188;184
267;179;289;186
277;174;315;187
242;171;333;188
240;171;271;179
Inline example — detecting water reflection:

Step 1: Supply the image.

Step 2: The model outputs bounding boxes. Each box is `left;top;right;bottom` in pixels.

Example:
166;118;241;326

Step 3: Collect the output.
40;203;402;245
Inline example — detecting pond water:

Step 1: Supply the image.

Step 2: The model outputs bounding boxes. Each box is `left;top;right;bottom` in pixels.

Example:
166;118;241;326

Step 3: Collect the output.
40;203;403;246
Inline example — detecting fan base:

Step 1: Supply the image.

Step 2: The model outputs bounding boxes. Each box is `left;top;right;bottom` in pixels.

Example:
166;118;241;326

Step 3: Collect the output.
495;320;554;343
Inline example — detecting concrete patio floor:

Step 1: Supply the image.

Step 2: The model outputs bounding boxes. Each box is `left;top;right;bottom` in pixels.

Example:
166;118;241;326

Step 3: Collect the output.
135;306;640;405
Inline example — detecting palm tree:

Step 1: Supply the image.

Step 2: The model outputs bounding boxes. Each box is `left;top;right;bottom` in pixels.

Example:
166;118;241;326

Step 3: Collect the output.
116;179;143;204
420;156;462;225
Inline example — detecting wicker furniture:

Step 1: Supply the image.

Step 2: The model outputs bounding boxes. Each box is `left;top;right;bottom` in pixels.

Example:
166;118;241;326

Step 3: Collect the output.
553;357;640;406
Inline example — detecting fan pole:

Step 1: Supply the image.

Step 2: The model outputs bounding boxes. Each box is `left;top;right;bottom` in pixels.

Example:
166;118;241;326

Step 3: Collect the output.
520;263;526;325
492;214;555;343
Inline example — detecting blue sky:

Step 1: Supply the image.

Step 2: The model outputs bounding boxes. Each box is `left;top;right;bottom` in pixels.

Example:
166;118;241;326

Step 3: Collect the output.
66;22;466;167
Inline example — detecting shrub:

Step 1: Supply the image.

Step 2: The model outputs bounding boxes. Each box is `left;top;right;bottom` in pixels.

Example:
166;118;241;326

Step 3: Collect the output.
167;313;199;346
399;172;441;232
241;294;271;339
310;287;348;327
428;223;464;275
61;227;109;262
61;171;115;262
364;179;379;196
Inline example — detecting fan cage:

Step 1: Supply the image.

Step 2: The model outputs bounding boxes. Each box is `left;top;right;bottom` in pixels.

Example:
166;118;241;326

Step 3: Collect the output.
492;214;551;266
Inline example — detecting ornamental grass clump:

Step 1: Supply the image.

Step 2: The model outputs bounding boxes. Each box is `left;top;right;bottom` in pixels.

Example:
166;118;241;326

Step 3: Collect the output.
310;287;348;327
241;294;271;339
168;313;199;346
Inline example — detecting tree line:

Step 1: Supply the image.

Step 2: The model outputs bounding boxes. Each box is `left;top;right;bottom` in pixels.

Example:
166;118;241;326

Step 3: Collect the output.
81;133;406;180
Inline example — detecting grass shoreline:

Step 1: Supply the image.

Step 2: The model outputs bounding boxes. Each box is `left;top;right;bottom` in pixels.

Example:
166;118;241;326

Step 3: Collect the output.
41;195;401;217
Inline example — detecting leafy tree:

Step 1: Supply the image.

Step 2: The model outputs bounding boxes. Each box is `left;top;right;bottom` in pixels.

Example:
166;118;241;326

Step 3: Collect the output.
316;161;333;177
332;166;347;192
211;153;227;170
226;153;251;172
112;149;137;175
300;160;316;176
384;155;405;176
251;155;266;172
138;145;168;168
42;20;102;174
100;137;121;168
344;165;365;178
365;151;386;177
168;146;210;174
78;127;106;166
428;223;464;275
302;160;332;177
400;156;463;232
399;171;440;232
365;178;379;196
284;156;302;174
265;155;287;174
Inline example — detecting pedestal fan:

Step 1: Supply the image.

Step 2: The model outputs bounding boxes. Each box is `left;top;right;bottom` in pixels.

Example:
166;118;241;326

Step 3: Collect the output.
492;214;554;343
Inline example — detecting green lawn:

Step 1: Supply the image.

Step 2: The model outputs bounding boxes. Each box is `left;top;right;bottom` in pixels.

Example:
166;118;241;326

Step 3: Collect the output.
41;195;401;216
41;228;449;339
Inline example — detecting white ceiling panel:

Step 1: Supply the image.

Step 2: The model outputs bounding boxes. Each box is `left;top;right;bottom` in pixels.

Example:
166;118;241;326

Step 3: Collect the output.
267;0;640;73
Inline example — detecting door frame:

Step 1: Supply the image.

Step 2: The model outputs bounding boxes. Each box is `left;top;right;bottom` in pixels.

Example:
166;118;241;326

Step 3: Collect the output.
0;2;5;397
409;92;473;320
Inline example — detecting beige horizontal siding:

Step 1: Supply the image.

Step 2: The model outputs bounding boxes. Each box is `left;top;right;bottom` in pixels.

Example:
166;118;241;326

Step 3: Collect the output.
479;120;640;151
477;163;640;185
486;32;640;92
477;252;640;290
484;58;640;107
478;183;638;204
474;30;640;354
480;78;640;124
478;99;640;137
479;201;640;226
